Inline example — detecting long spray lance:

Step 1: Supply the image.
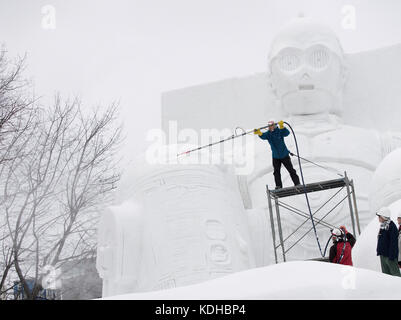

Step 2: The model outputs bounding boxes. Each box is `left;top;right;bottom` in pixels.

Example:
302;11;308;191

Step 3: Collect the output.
176;123;275;157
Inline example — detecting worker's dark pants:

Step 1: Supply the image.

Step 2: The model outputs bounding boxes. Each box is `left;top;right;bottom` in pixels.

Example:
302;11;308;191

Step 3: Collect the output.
273;155;300;188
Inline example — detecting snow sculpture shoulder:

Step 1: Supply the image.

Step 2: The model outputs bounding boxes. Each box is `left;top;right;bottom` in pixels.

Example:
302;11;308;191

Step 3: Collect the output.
369;148;401;213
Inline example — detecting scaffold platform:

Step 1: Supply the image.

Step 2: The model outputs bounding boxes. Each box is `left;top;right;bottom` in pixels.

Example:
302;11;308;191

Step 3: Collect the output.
266;172;360;264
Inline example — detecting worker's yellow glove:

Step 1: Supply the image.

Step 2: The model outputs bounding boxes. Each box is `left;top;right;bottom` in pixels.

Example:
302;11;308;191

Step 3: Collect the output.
253;128;263;136
278;120;284;129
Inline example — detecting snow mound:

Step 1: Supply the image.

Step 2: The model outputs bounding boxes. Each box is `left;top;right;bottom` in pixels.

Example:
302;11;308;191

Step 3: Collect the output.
352;217;381;272
102;261;401;300
369;148;401;213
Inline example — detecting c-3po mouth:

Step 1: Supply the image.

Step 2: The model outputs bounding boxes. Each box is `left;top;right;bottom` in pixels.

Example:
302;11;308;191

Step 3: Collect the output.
298;84;315;90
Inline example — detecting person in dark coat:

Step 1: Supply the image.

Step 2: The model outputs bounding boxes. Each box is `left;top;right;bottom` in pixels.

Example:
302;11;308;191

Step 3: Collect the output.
376;207;401;276
254;120;300;189
329;228;353;266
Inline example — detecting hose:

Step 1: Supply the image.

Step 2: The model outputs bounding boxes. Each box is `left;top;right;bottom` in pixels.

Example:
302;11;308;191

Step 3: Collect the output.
289;153;344;178
323;235;333;258
284;121;325;258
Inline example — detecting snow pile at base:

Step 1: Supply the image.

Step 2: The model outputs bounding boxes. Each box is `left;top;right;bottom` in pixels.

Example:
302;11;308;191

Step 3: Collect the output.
352;217;381;272
102;261;401;300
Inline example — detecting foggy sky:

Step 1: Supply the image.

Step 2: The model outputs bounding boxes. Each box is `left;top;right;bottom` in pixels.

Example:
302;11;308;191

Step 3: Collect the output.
1;0;401;160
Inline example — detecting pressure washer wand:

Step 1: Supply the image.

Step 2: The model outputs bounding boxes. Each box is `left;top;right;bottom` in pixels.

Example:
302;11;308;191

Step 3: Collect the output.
176;123;273;157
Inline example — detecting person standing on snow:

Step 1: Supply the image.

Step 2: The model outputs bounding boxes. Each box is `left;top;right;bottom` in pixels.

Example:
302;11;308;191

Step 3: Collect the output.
329;228;353;266
376;207;401;276
254;120;300;189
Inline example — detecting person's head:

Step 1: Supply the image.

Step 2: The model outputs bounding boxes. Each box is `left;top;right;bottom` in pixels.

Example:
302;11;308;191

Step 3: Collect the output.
376;207;391;223
268;120;276;131
378;215;386;223
268;17;346;117
397;216;401;226
331;228;343;242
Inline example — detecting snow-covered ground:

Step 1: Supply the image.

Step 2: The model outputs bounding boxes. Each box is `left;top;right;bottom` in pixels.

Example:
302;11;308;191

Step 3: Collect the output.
102;260;401;300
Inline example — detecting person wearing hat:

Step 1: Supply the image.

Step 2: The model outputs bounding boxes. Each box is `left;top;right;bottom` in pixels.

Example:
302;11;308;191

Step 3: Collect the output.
254;120;300;189
329;228;353;266
376;207;400;276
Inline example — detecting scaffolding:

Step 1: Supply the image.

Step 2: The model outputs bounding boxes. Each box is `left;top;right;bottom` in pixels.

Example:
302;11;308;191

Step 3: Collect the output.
266;171;360;264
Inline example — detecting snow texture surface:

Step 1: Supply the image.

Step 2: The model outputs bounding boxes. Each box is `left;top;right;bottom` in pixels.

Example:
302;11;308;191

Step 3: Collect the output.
102;261;401;300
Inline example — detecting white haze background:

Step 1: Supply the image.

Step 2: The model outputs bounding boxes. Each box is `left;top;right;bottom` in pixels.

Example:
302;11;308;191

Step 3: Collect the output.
1;0;401;158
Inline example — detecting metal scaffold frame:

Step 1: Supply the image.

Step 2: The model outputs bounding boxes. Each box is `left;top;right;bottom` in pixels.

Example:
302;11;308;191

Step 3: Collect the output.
266;171;360;264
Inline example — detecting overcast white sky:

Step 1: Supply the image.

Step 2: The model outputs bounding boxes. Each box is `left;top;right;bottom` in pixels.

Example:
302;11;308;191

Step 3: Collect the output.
1;0;401;159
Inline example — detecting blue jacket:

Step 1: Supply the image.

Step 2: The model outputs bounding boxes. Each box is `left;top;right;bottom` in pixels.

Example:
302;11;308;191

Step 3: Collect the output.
258;127;291;159
377;220;399;261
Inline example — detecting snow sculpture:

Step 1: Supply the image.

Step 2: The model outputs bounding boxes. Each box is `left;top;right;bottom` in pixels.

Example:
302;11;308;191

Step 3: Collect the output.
353;148;401;272
97;151;256;297
241;18;401;261
97;18;401;296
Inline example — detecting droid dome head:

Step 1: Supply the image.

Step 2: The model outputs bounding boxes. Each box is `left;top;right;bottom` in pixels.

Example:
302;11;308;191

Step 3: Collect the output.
268;17;346;117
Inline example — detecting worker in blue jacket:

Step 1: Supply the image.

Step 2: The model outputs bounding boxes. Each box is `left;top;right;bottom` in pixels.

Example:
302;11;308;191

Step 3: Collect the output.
254;120;300;189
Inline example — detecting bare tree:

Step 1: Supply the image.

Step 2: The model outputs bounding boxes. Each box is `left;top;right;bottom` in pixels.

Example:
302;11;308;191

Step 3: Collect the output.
1;96;122;299
0;45;122;300
0;47;36;298
0;46;36;164
44;101;121;266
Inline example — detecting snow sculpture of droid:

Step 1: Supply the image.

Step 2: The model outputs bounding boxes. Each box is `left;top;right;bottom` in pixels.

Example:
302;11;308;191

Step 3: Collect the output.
242;18;401;261
352;148;401;272
97;153;257;297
